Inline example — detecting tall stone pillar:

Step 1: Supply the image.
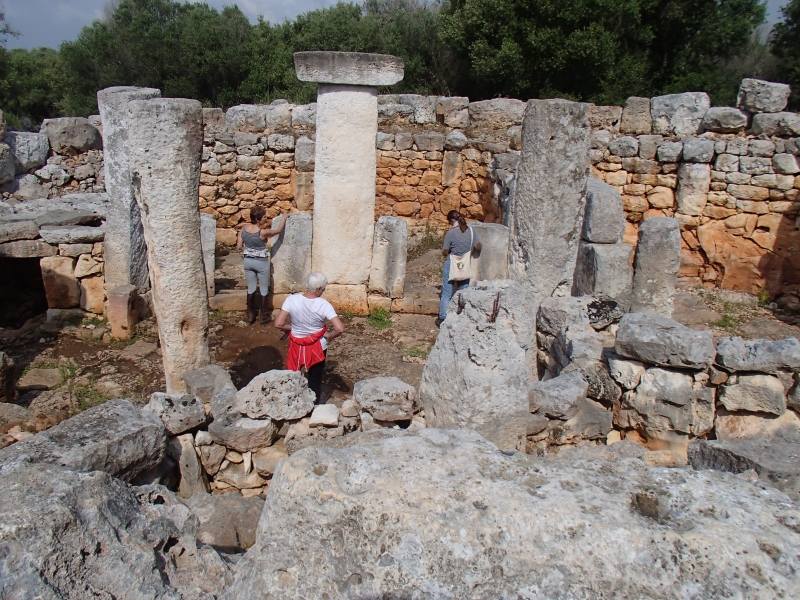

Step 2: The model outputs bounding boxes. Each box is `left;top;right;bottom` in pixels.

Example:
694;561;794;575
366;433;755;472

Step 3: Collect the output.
630;217;681;316
97;86;161;291
294;52;403;308
507;99;591;307
127;98;209;393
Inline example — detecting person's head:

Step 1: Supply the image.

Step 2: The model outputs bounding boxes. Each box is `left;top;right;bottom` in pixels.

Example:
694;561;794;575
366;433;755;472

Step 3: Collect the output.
249;206;266;224
447;210;467;232
306;272;328;295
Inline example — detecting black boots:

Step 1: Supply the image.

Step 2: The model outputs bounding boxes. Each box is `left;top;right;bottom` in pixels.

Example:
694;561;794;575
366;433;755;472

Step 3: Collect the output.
246;293;258;324
260;294;271;325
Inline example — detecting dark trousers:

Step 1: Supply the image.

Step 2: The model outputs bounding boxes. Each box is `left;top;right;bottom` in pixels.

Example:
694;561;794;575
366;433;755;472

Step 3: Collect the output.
306;351;326;402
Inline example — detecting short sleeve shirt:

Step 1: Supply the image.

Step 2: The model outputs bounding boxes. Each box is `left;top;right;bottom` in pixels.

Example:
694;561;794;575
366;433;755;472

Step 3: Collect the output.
443;225;481;256
281;294;338;350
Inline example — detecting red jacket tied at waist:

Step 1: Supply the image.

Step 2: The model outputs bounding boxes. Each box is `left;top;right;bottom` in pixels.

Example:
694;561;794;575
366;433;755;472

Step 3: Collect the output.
286;328;326;371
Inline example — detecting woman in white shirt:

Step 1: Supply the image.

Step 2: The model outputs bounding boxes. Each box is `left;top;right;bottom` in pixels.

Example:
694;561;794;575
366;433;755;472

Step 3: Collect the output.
274;272;344;402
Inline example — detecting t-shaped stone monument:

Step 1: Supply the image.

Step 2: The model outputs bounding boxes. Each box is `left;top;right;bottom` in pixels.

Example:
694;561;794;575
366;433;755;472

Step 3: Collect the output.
294;52;404;312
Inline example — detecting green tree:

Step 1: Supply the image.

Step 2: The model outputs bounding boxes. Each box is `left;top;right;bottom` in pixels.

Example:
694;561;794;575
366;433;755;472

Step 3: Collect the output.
0;48;63;126
771;0;800;108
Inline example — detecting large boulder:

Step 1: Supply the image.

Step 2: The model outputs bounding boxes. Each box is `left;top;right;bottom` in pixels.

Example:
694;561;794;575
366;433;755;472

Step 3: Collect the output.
420;281;535;450
144;392;206;435
528;370;588;420
737;78;791;113
0;461;231;598
716;337;800;374
227;429;800;599
650;92;710;136
40;117;102;154
582;177;625;243
235;370;315;421
468;98;526;129
208;410;275;453
4;131;50;173
0;398;167;482
352;376;416;422
615;312;716;370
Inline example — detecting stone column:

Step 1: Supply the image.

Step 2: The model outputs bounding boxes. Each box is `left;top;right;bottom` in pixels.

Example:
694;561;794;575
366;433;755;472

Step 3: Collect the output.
507;99;591;306
97;86;161;292
200;213;216;299
630;217;681;316
127;98;209;393
294;52;403;309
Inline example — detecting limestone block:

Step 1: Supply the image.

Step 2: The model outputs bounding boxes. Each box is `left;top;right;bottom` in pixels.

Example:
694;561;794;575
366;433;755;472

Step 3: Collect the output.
235;370;315;421
737;78;791;113
293;170;314;210
107;284;138;340
208;410;274;453
16;368;61;391
749;140;776;157
420;282;535;450
615;312;716;369
267;133;294;151
271;213;312;294
650;92;710;136
701;107;749;133
444;129;467;150
0;220;39;243
715;336;800;373
253;439;288;477
739;156;772;175
620;96;652;134
145;392;206;435
309;404;340;427
436;97;469;128
718;373;786;416
675;163;711;216
715;407;800;441
468;98;526;129
311;84;378;285
127;97;209;393
323;284;369;316
0;351;16;403
573;242;633;310
291;103;317;128
80;274;105;314
657;140;683;162
352;376;416;421
588;105;623;131
200;213;216;299
715;153;740;172
40;255;80;309
469;222;509;281
184;364;235;404
4;131;49;173
376;132;394;150
0;240;56;258
38;225;105;244
399;94;438;124
394;132;413;150
166;433;210;498
582;177;625;243
368;216;407;298
98;86;161;292
294;51;403;86
751;112;800;137
682;137;715;163
40;117;102;154
413;132;445;152
607;354;646;390
507;99;590;305
0;142;15;183
529;371;588;420
591;130;612;149
608;136;638;157
774;153;800;175
442;150;462;186
225;105;268;132
536;296;590;336
637;134;662;160
630;217;680;316
74;254;102;278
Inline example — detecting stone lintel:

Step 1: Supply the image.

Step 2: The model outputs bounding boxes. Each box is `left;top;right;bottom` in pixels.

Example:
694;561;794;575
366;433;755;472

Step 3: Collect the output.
294;51;404;87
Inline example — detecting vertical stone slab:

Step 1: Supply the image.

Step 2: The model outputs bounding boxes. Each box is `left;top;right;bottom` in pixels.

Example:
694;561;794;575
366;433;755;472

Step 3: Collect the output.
573;242;634;309
40;256;80;309
312;84;378;285
97;86;161;292
107;284;139;340
630;217;681;316
200;213;216;299
469;222;509;281
369;216;407;298
127;98;209;393
271;213;313;294
507;99;591;306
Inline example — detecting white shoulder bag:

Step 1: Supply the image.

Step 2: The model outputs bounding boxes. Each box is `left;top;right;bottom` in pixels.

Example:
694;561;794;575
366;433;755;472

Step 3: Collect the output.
448;227;473;282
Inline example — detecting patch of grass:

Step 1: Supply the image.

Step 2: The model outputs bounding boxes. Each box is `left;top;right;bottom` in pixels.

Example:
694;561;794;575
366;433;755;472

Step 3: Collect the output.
209;309;234;322
339;310;357;320
366;307;392;330
408;227;444;262
710;313;741;332
758;288;771;306
81;316;107;328
74;381;109;412
404;346;429;359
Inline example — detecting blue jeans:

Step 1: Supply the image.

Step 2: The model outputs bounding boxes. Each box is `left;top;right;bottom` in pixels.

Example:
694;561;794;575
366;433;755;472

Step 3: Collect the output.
439;258;469;320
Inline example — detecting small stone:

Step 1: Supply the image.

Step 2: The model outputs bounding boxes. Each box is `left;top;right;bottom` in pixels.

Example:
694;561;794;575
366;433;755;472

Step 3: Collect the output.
144;392;206;435
309;404;340;427
607;354;646;390
16;368;61;391
681;137;715;163
528;371;588;420
340;399;359;418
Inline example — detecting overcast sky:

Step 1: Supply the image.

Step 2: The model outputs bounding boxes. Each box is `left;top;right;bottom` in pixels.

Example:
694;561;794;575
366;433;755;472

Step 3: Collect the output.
1;0;791;51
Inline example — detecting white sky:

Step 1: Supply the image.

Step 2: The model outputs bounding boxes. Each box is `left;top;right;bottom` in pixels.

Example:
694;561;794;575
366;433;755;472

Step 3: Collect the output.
1;0;790;51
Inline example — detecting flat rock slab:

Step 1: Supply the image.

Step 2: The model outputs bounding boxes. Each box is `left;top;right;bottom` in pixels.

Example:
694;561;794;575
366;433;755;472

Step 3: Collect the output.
689;438;800;498
309;403;340;427
670;293;720;326
16;368;61;391
38;225;105;244
294;51;404;86
716;336;800;373
615;312;716;369
0;398;167;481
227;430;800;599
0;240;56;257
120;340;158;360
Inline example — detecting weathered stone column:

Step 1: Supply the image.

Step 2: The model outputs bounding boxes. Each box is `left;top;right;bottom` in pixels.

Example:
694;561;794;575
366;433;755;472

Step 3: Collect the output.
127;98;209;393
294;52;403;309
630;217;681;316
97;86;161;292
507;99;591;306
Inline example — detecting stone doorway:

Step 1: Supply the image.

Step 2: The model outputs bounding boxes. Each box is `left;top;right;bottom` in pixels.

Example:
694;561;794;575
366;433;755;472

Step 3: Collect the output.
0;257;48;328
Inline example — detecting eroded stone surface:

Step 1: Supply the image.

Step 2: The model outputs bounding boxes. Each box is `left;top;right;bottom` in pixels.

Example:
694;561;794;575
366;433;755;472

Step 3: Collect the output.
615;312;716;370
145;392;206;435
630;217;681;316
236;370;316;421
716;336;800;374
294;51;404;86
353;376;416;422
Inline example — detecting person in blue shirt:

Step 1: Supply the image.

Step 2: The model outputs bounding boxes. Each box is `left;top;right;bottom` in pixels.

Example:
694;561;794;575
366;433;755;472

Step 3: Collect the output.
438;210;481;325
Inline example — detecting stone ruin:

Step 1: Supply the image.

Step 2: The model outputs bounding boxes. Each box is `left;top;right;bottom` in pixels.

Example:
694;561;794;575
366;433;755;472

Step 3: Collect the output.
1;54;800;596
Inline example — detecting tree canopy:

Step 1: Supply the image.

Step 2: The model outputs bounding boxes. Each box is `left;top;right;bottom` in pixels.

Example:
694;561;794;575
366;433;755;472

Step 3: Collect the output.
0;0;786;126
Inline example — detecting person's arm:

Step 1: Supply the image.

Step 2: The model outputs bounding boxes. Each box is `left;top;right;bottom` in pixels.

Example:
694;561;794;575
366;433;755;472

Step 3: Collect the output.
324;316;345;341
236;227;244;252
274;309;292;333
441;231;451;256
260;211;289;239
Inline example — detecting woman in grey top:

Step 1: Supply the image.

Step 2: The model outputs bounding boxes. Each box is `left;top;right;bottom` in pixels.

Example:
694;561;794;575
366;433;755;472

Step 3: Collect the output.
236;206;288;325
439;210;481;324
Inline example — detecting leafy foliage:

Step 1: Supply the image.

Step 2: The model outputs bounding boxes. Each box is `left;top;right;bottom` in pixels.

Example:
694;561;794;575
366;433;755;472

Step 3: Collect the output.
771;0;800;108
